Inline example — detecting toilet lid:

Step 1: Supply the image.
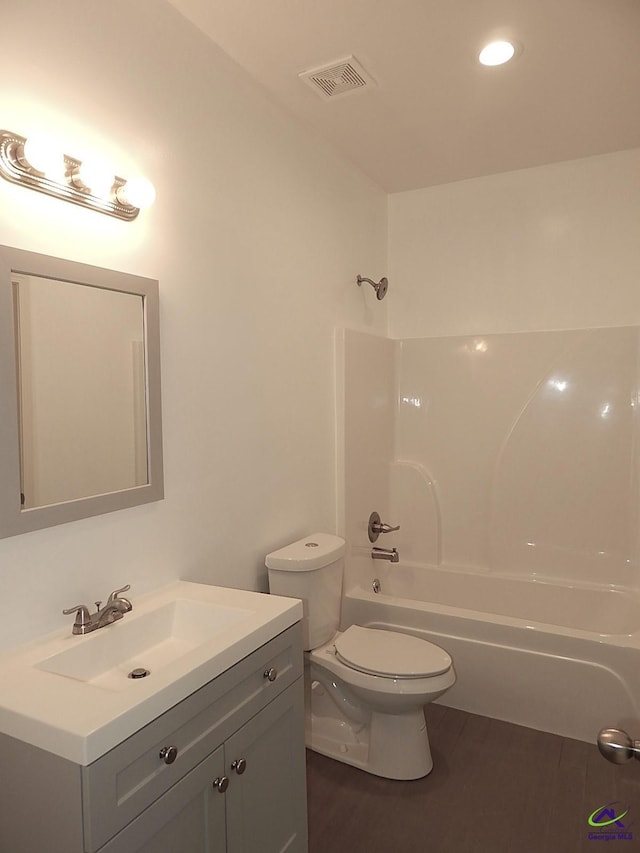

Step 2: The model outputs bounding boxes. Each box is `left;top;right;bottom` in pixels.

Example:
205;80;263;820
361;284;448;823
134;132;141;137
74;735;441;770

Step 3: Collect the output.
334;625;452;678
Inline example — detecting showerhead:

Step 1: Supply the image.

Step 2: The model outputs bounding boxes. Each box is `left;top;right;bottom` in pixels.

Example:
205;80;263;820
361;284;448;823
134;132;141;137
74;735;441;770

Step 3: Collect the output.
357;274;389;301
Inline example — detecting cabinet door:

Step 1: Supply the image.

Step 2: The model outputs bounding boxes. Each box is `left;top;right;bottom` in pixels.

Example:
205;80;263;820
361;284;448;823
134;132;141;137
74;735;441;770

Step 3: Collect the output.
225;680;308;853
99;747;227;853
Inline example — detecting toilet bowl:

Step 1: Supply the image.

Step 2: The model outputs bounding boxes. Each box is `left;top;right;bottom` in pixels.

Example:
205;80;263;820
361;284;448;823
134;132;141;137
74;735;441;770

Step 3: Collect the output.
308;625;455;779
266;533;456;780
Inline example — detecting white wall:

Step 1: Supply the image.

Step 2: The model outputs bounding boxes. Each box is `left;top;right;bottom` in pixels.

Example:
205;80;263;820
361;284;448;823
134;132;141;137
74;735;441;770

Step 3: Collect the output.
0;0;387;650
388;149;640;338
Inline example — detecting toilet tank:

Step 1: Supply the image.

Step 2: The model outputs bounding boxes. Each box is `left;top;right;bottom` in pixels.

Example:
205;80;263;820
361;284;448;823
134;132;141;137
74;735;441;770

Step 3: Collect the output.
265;533;346;651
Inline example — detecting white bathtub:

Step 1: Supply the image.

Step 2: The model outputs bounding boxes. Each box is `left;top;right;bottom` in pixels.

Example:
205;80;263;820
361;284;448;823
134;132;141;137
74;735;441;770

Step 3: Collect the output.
341;562;640;743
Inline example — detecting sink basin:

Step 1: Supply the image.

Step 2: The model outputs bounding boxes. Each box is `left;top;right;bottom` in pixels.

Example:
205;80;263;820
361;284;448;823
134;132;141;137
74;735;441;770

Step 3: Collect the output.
0;581;302;765
36;599;253;691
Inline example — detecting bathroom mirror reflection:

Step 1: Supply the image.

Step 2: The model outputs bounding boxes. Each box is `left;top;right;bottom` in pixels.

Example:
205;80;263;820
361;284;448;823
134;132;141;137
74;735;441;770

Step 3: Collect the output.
14;275;148;508
0;246;163;539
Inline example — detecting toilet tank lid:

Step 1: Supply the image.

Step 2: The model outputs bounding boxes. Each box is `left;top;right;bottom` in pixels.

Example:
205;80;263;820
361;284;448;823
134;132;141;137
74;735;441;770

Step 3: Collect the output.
265;533;346;571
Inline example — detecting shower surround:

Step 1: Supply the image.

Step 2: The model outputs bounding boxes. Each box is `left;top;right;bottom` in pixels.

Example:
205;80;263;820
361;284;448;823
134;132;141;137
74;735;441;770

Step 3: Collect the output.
337;327;640;741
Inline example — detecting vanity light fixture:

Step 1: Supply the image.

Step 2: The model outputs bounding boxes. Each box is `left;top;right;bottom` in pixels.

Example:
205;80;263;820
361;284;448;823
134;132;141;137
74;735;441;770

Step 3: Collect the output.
478;40;517;67
0;129;155;221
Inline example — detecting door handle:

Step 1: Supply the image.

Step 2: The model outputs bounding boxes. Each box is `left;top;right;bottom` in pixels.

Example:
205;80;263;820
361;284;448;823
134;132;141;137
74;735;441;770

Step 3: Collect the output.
598;728;640;764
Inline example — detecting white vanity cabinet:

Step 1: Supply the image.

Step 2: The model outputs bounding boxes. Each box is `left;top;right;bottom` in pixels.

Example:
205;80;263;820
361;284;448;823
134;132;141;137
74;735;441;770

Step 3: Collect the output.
0;623;307;853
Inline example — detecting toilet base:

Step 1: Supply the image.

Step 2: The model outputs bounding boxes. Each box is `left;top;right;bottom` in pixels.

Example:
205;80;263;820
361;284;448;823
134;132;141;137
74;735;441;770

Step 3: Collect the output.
306;705;433;780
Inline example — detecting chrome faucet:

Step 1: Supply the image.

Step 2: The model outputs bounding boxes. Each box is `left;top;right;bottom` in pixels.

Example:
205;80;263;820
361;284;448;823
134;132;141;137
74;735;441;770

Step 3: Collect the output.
63;585;133;635
371;547;399;563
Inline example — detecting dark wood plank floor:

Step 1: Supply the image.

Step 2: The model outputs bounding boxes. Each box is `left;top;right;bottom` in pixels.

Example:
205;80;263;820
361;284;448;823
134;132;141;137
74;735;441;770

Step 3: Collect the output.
306;704;640;853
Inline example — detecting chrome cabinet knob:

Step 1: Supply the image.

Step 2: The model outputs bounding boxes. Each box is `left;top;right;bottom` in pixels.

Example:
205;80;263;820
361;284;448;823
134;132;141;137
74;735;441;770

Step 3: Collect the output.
213;776;229;793
231;758;247;775
264;667;278;682
159;745;178;764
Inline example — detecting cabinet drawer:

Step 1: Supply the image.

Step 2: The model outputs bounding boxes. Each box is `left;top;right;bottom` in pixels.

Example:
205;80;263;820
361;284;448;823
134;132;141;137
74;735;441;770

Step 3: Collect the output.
82;622;302;852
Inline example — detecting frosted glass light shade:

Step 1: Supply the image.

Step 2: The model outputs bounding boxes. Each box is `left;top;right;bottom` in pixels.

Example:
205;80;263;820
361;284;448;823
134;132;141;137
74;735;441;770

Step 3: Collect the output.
117;176;156;209
76;159;115;198
479;41;516;66
23;135;66;181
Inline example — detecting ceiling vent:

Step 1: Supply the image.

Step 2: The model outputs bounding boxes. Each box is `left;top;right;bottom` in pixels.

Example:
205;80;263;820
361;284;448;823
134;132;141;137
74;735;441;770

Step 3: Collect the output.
299;56;376;101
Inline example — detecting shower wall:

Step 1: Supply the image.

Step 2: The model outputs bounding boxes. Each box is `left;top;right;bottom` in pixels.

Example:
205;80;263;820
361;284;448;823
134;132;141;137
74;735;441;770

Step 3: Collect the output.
340;149;640;594
337;329;395;550
341;326;640;592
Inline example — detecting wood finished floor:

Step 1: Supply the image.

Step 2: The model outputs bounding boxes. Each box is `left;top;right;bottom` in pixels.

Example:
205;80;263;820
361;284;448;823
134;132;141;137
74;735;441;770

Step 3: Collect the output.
306;704;640;853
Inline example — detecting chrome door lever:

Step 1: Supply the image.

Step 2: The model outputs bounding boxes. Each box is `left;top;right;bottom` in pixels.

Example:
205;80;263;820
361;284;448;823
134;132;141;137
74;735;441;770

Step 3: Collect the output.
598;728;640;764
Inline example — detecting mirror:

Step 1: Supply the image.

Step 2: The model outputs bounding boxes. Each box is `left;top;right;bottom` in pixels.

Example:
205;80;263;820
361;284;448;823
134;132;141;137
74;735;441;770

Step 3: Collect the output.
0;245;163;538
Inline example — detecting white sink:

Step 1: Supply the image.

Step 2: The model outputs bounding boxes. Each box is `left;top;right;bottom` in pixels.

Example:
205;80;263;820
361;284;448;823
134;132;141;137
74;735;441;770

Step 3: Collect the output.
0;581;302;765
36;599;254;691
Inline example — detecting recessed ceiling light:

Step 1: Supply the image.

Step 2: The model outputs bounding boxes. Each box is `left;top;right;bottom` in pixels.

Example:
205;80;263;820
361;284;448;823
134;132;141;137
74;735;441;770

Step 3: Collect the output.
479;40;516;67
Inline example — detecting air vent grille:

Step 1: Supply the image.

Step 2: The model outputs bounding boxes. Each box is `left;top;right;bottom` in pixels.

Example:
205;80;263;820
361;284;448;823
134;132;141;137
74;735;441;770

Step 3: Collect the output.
299;56;376;100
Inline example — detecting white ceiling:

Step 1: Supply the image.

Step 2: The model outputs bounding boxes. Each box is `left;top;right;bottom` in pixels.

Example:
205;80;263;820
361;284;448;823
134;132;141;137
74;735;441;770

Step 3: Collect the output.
166;0;640;193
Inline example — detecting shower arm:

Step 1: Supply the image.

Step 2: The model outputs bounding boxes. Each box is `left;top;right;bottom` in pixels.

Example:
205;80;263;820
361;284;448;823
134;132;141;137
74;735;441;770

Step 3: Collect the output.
357;275;377;288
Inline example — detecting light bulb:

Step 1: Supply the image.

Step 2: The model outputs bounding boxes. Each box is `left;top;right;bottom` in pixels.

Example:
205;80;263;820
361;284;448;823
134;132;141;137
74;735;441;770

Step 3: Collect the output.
75;159;115;198
22;135;66;181
117;176;156;209
479;40;516;67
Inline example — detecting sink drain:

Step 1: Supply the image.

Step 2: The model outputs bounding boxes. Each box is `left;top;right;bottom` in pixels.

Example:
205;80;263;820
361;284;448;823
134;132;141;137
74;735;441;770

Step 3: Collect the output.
128;667;151;679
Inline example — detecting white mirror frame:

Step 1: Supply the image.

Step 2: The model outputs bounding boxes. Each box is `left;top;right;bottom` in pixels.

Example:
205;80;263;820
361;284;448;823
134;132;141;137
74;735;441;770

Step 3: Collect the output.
0;245;164;538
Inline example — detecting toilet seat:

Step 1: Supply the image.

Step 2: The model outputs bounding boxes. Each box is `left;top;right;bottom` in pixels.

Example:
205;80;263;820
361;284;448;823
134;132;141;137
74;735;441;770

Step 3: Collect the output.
334;625;452;679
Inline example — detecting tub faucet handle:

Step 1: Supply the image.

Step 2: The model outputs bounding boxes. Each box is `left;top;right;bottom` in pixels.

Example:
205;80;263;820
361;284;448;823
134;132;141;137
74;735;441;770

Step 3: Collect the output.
368;511;400;543
377;521;400;534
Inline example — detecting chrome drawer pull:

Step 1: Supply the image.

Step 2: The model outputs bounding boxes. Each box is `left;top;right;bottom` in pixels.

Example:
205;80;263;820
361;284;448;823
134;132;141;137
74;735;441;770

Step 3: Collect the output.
213;776;229;793
264;667;278;682
231;758;247;775
159;745;178;765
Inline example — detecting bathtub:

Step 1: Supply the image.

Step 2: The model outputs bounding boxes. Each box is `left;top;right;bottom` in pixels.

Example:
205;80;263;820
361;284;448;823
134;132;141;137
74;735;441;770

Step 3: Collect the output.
341;562;640;743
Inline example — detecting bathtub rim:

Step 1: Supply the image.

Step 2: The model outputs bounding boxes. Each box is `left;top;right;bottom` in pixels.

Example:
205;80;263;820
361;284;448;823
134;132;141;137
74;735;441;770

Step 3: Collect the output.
350;554;640;595
343;583;640;645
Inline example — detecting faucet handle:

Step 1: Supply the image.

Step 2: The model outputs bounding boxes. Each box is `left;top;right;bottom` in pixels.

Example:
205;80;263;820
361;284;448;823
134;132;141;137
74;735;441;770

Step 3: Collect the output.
376;522;400;534
107;584;131;604
368;511;401;542
62;604;92;631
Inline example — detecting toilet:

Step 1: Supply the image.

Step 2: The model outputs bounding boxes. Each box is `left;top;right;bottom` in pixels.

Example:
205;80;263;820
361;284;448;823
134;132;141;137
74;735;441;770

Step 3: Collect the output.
266;532;455;780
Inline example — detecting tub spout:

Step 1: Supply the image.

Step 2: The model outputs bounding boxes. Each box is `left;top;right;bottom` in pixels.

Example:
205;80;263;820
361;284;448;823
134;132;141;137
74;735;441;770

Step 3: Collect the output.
371;547;399;563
